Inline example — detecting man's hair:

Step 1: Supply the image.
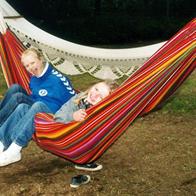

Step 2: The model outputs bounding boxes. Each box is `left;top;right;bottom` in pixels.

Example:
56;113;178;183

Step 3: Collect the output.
21;47;44;62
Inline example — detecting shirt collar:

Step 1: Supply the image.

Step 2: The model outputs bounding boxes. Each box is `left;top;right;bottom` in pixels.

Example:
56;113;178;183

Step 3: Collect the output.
37;62;49;78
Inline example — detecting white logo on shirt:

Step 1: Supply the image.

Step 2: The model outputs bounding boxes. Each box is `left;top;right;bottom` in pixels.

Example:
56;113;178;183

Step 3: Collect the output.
39;89;48;96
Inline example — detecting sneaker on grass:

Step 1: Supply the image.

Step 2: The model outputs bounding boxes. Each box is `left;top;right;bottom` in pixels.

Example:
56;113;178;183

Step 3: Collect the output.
70;175;91;188
75;162;103;171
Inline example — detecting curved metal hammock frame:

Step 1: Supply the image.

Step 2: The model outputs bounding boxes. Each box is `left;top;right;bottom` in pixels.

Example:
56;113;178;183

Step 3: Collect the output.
0;17;195;164
0;0;166;80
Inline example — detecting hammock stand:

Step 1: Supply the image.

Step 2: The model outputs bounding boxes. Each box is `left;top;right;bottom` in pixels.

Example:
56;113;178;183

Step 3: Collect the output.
0;9;195;163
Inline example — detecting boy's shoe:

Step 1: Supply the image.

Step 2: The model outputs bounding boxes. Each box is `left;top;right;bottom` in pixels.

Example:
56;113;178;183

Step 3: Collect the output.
0;142;4;154
75;162;103;171
0;152;21;167
0;148;3;154
70;175;91;188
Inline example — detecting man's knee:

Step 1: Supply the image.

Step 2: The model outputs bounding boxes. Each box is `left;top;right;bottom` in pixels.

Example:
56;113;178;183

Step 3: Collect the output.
9;84;23;92
31;102;49;112
15;103;30;111
12;92;27;102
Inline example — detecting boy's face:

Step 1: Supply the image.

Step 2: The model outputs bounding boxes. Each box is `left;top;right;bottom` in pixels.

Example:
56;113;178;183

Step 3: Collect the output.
21;52;44;77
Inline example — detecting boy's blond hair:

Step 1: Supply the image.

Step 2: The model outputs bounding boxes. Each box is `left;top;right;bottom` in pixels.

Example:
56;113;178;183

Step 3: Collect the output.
21;48;45;64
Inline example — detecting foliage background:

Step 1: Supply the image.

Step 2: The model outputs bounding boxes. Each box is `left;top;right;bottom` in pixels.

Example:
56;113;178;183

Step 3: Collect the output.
6;0;195;47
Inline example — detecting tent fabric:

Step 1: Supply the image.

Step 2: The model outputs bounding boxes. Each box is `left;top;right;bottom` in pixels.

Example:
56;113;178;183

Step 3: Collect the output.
0;16;195;164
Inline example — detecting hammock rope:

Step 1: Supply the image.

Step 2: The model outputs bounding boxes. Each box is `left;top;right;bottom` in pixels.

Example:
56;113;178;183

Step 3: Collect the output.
0;13;195;163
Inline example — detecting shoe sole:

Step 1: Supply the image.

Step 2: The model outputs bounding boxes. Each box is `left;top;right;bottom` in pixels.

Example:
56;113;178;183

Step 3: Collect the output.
74;164;103;171
70;175;91;188
0;155;21;167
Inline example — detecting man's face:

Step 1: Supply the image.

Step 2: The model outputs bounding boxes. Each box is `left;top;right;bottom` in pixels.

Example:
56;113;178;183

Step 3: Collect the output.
22;52;44;77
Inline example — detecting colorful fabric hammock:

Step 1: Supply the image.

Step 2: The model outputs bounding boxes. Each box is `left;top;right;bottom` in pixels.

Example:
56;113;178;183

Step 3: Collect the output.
0;18;195;164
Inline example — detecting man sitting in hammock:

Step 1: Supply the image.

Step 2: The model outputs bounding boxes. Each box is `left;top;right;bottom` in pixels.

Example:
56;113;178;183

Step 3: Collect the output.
0;60;116;188
0;48;75;166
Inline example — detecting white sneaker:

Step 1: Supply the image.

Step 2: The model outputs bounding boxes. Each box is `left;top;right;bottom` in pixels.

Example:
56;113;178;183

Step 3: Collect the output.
0;152;21;167
75;163;103;171
70;175;91;188
0;142;4;154
0;148;4;154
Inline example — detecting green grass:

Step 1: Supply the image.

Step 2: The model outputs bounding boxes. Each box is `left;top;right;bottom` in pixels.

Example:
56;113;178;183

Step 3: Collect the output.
162;72;196;115
0;68;7;98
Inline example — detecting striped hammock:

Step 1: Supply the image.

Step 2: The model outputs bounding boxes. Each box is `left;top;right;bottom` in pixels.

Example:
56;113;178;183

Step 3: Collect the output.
0;18;195;164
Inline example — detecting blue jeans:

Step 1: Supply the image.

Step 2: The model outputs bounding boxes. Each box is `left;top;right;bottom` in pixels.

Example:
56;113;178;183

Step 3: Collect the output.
0;84;34;126
0;101;52;149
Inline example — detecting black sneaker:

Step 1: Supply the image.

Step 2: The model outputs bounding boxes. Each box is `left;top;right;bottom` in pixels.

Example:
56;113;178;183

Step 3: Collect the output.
75;162;103;171
70;175;91;188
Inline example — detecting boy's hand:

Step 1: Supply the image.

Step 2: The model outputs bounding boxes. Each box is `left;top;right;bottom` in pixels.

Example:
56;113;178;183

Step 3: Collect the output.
73;109;87;121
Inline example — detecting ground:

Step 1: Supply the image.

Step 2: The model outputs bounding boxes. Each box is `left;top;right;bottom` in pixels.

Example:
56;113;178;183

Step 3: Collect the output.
0;72;195;196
